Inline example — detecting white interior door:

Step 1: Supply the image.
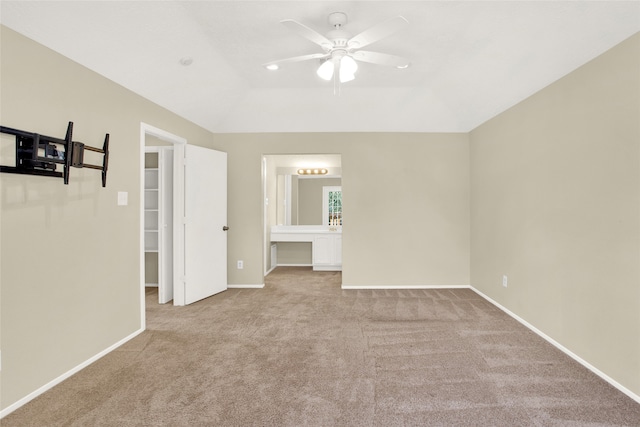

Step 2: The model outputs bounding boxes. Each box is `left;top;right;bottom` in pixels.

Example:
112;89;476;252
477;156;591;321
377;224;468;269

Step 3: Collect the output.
182;144;227;305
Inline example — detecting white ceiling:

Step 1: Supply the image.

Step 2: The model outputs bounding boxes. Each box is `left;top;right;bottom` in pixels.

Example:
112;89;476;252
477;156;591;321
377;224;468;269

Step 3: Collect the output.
1;1;639;133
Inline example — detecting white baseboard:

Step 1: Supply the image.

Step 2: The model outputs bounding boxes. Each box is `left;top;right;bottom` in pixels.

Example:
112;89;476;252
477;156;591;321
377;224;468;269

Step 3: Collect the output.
0;327;145;418
276;263;313;267
313;266;342;271
341;284;471;290
227;284;264;289
471;286;640;405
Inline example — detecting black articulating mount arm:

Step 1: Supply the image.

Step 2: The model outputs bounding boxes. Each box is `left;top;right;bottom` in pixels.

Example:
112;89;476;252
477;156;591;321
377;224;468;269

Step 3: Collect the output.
0;121;109;187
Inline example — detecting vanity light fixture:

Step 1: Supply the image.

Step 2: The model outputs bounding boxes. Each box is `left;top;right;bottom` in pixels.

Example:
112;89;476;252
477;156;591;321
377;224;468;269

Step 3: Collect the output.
298;168;328;175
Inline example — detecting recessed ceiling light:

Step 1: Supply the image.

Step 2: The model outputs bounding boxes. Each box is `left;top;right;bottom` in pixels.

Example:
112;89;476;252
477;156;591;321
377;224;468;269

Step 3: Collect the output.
179;57;193;66
265;64;279;71
396;64;410;69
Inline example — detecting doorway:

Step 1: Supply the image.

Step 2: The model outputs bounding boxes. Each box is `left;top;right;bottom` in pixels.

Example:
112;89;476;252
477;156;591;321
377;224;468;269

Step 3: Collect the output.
139;123;185;327
262;154;342;277
139;123;229;327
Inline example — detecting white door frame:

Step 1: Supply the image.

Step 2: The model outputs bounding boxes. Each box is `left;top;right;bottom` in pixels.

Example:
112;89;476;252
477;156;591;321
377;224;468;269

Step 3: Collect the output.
262;156;268;276
139;123;186;327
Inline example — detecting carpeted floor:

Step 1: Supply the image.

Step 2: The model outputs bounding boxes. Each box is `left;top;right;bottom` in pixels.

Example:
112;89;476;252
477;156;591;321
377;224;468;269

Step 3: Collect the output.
4;266;640;426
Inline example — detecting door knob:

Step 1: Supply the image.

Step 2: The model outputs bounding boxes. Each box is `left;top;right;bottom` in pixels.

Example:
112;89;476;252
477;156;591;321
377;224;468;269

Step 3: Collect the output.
222;226;229;231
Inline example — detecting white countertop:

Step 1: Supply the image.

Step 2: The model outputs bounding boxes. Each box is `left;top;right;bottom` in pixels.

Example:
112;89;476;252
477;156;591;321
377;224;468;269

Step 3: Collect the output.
271;225;342;242
271;225;342;234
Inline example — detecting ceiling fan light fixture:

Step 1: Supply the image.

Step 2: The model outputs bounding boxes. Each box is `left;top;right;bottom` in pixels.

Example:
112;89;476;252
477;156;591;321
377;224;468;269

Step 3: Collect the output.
265;64;279;71
340;70;355;83
317;59;334;81
339;55;358;82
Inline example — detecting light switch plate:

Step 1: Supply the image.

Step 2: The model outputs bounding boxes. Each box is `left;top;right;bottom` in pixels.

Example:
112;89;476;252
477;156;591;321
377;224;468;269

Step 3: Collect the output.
117;191;128;206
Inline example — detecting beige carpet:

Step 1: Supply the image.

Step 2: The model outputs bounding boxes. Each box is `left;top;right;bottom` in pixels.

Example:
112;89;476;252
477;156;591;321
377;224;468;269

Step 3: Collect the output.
4;266;640;426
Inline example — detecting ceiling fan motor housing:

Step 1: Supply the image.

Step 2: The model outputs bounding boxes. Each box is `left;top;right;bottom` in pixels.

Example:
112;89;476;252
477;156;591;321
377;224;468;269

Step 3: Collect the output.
328;12;347;27
327;12;350;49
327;29;350;48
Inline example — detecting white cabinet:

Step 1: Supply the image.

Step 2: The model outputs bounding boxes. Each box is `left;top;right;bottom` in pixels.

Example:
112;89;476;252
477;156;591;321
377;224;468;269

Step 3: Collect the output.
270;226;342;271
313;234;342;271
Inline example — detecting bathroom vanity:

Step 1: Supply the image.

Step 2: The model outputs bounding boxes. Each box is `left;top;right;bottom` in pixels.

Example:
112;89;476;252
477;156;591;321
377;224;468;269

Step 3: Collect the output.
271;225;342;271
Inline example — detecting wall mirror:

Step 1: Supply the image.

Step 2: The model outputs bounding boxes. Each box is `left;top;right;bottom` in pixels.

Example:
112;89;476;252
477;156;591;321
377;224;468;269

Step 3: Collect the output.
272;154;342;226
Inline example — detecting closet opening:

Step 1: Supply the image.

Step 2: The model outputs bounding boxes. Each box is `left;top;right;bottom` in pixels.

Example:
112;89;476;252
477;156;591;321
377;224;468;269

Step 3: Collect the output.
139;123;185;328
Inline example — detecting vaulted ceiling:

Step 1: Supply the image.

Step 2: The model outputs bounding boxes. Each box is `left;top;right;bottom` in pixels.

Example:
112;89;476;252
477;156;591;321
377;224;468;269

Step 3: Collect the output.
1;1;638;133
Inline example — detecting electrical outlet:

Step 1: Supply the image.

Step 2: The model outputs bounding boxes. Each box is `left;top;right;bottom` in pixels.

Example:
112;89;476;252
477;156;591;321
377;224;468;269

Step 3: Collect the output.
502;275;508;288
237;260;244;270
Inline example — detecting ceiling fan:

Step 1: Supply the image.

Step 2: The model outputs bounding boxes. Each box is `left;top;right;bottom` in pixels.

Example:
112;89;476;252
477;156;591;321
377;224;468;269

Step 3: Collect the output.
263;12;410;86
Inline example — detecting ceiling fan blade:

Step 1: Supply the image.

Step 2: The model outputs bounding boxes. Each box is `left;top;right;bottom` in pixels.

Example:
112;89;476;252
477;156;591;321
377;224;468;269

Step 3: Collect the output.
352;50;410;68
281;19;333;50
264;53;329;67
347;16;408;49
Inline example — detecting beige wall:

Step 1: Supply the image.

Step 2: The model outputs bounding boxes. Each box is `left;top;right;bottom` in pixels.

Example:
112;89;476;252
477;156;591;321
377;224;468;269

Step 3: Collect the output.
0;27;219;411
217;132;471;287
275;242;313;266
470;33;640;396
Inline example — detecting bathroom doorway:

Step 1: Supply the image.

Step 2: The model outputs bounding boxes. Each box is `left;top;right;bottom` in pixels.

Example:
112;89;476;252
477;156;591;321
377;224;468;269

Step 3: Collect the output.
262;154;342;276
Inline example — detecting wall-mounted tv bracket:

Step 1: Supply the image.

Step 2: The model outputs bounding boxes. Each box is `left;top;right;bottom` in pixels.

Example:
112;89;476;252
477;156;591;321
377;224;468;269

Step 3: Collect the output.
0;122;109;187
